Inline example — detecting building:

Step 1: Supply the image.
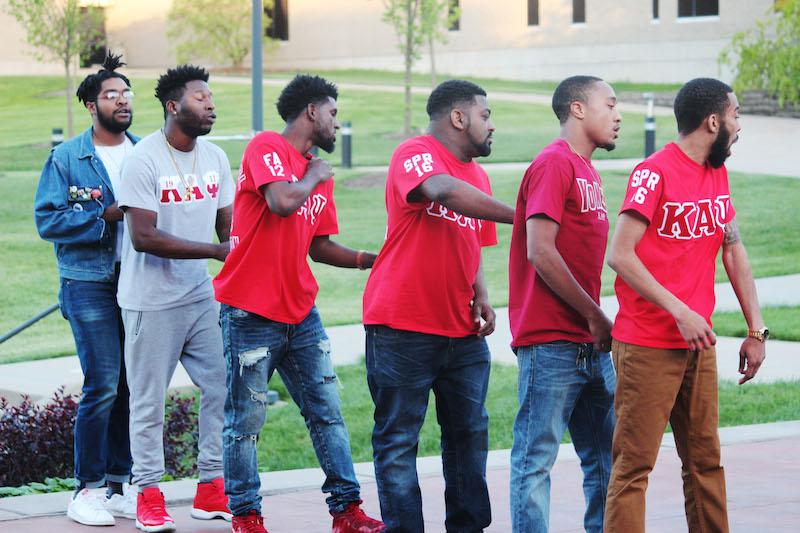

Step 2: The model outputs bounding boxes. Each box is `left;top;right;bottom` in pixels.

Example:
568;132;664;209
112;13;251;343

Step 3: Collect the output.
1;0;776;83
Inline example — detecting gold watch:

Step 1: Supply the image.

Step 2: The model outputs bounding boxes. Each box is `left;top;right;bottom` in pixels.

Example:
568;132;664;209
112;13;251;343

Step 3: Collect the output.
747;327;769;343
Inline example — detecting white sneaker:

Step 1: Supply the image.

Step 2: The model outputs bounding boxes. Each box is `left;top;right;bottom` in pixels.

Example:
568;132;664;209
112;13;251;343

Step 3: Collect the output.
67;488;115;526
104;484;137;520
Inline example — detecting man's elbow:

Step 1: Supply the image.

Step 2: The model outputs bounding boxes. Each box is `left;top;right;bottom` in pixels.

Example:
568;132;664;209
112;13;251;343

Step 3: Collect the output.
607;248;627;274
266;196;294;217
527;244;553;272
129;232;153;253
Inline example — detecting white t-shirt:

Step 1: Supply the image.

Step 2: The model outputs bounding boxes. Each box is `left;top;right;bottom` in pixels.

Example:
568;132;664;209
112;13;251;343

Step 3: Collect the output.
116;130;234;311
95;136;134;262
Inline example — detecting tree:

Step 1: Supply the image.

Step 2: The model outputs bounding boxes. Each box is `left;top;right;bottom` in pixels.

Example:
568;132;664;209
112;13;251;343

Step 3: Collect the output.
168;0;272;70
383;0;424;137
383;0;460;136
421;0;460;87
4;0;104;138
719;0;800;107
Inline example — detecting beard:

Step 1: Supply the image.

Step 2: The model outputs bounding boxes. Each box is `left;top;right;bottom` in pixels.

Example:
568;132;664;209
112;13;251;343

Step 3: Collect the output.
313;123;336;154
601;141;616;152
315;135;336;154
177;107;213;138
708;124;731;169
473;136;492;157
97;107;132;134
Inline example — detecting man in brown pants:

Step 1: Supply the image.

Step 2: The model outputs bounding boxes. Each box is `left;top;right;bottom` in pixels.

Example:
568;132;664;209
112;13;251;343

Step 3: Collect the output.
604;78;767;532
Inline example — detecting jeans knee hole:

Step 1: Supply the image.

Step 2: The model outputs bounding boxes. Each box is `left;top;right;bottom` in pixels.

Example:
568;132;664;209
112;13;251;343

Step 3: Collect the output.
317;338;331;357
247;387;269;405
238;346;270;376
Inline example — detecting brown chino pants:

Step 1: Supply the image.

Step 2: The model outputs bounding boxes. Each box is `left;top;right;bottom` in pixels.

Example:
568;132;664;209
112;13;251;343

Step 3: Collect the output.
604;340;729;533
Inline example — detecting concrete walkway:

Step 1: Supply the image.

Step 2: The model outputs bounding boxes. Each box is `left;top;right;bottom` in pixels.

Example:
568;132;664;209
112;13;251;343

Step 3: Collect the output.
0;274;798;405
2;420;798;531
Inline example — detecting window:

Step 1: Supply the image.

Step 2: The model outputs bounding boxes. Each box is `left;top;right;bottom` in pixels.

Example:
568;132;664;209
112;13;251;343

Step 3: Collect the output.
266;0;289;41
528;0;539;26
653;0;659;19
573;0;585;24
449;0;460;31
678;0;718;17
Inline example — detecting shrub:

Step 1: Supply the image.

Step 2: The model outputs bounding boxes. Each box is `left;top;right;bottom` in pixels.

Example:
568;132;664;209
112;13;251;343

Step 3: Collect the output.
163;393;199;479
719;0;800;107
0;389;78;487
0;389;200;493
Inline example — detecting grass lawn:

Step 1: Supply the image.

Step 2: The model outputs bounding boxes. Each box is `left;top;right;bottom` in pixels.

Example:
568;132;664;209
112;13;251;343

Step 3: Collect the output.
255;361;800;472
2;168;798;363
713;306;800;341
0;75;677;172
260;68;682;96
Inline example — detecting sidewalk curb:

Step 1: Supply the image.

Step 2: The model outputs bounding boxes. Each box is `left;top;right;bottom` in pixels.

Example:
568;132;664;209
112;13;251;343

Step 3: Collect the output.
1;420;798;522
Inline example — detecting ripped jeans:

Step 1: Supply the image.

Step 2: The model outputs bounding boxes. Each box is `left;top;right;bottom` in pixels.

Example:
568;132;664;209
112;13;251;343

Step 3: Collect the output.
219;304;361;516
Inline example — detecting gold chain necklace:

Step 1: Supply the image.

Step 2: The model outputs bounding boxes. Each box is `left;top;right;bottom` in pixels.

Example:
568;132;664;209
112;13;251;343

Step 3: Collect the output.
163;129;198;201
564;139;600;182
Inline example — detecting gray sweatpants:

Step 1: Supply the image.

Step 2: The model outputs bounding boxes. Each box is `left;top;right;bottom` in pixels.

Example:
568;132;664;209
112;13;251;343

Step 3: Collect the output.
122;296;225;488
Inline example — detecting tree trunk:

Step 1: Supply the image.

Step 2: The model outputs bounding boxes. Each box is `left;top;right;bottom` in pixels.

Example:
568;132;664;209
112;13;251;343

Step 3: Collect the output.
403;0;415;137
428;32;437;88
64;60;75;139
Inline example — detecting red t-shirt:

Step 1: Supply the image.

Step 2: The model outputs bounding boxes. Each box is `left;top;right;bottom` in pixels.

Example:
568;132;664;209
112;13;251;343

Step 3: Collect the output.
508;139;610;347
362;135;498;337
213;131;338;324
612;142;736;349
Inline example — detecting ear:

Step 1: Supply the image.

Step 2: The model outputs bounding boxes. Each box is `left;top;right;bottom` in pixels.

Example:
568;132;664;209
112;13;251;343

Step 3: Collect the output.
706;113;720;134
166;100;178;116
306;103;318;121
570;100;586;120
85;101;97;115
449;108;467;131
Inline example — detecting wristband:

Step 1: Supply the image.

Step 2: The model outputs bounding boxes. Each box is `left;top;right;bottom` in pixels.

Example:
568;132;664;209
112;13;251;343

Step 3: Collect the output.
355;250;367;270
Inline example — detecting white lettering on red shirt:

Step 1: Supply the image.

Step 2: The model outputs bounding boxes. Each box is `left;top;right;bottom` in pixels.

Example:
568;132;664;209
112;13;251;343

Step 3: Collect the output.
656;194;731;239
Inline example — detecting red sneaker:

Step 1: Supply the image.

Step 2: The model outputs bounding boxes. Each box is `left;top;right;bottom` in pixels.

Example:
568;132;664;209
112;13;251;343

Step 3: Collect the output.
231;510;268;533
191;476;232;521
135;487;175;532
332;501;385;533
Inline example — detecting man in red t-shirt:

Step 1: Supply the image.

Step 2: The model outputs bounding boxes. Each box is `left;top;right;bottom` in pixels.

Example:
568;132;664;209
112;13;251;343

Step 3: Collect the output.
362;80;514;532
507;76;621;533
605;78;767;533
213;75;383;533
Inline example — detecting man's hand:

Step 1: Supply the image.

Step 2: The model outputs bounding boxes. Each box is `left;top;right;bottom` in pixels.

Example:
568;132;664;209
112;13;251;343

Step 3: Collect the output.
101;202;124;222
213;242;230;262
674;306;716;351
305;157;334;184
738;337;765;385
587;309;613;353
471;296;496;337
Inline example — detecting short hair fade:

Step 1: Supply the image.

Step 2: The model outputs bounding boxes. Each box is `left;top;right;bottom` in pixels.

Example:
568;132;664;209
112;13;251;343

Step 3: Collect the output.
551;75;603;124
76;52;131;104
673;78;733;135
276;75;339;122
426;80;487;119
154;64;210;118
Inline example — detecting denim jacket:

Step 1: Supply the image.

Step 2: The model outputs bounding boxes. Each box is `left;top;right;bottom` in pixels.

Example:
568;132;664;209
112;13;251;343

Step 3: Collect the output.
34;127;139;282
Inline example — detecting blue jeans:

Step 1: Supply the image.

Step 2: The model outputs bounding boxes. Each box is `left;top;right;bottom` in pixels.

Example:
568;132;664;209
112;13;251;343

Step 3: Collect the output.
366;325;492;533
59;274;131;487
220;304;361;516
510;342;616;533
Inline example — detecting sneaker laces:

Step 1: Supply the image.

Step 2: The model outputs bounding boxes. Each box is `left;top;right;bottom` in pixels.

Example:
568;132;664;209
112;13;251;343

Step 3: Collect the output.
338;502;383;527
77;489;109;511
235;510;265;533
140;490;168;515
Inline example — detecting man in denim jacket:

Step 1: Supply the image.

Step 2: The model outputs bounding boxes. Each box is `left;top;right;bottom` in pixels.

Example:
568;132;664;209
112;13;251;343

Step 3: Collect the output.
34;54;139;527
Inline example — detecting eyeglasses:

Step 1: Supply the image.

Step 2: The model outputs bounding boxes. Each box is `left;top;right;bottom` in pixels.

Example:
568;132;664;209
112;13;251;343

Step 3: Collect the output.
99;89;134;101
